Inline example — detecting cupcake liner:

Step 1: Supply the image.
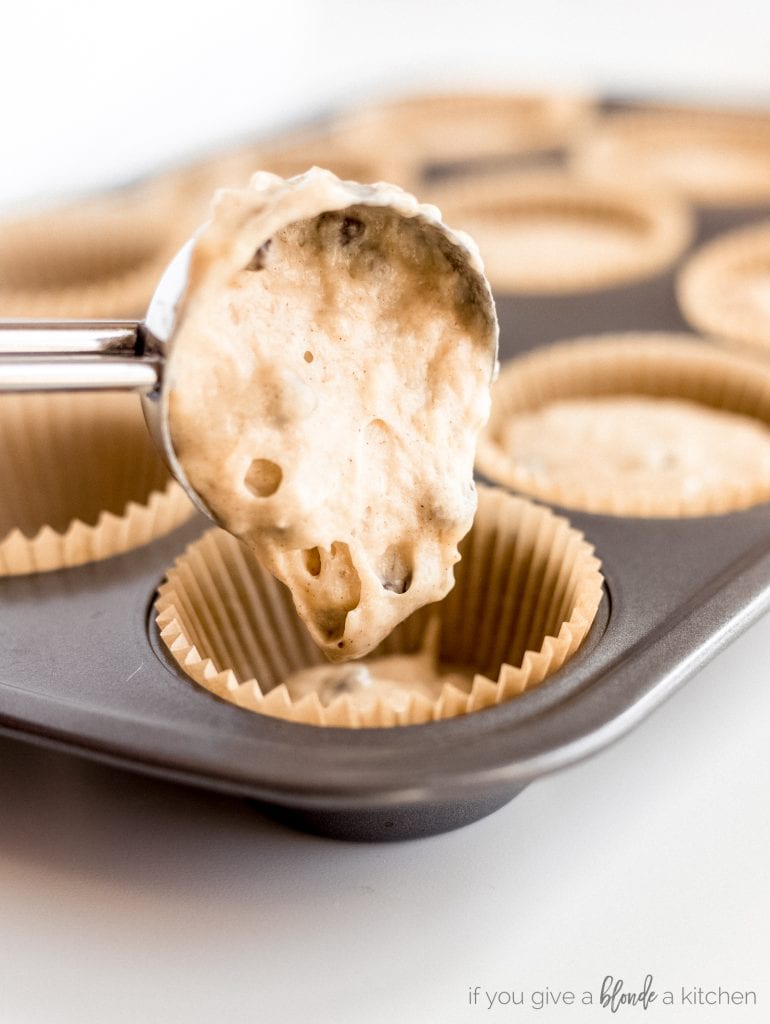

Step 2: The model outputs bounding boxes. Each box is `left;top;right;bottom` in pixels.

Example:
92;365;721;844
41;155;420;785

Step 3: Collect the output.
0;182;181;318
428;171;692;293
571;109;770;206
477;332;770;517
155;485;603;728
0;392;194;575
156;129;417;236
245;131;415;190
330;92;594;173
677;219;770;353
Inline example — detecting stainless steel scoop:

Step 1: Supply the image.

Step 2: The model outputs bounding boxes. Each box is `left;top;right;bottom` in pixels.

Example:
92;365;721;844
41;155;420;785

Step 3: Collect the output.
0;239;216;521
0;213;500;527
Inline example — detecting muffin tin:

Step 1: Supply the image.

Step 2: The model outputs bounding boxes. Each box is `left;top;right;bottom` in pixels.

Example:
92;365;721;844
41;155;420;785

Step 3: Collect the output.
3;106;770;842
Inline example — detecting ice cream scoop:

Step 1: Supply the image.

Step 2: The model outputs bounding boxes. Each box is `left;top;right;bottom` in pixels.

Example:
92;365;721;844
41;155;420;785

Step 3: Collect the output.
0;236;215;521
0;170;499;658
0;196;498;527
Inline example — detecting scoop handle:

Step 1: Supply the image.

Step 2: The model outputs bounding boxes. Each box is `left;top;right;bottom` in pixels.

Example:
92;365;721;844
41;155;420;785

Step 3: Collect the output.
0;321;160;392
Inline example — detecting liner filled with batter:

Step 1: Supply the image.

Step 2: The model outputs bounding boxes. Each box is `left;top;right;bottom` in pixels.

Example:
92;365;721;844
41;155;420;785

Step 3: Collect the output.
477;332;770;517
154;485;603;728
677;219;770;354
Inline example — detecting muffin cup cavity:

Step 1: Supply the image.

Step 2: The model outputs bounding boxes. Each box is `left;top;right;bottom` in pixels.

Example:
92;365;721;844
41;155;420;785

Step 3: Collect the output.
0;392;194;575
331;93;595;174
428;172;693;293
571;108;770;206
155;486;603;728
158;129;418;234
0;185;181;318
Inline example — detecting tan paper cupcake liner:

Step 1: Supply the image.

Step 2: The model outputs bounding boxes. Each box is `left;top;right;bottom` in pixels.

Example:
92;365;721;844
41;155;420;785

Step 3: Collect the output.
162;95;592;224
571;109;770;206
244;130;415;190
0;182;182;318
0;392;194;575
477;332;770;517
677;219;770;353
427;170;693;294
155;486;603;728
330;92;595;172
155;128;418;236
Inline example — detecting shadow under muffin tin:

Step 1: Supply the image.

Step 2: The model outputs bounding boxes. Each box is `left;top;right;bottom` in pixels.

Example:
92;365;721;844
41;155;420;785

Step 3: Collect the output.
3;99;770;841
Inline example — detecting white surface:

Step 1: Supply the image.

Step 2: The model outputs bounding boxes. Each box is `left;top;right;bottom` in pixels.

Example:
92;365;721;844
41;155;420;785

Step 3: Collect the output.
0;611;768;1023
0;2;769;1020
2;0;770;208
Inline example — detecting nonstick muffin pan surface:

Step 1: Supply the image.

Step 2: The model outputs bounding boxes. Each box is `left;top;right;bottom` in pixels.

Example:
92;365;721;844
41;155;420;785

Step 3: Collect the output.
3;123;770;842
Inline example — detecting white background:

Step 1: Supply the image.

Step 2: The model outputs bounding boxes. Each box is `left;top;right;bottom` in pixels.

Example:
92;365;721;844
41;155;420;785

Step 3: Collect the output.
2;0;770;209
0;2;769;1021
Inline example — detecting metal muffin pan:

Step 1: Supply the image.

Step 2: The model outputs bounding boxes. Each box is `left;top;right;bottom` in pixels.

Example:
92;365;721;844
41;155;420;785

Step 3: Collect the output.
2;151;770;843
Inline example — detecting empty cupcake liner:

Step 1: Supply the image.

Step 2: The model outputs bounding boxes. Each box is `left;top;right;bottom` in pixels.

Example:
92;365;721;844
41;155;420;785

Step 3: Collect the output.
677;219;770;353
428;171;693;293
0;182;182;318
330;92;595;173
477;332;770;517
244;130;415;190
154;128;418;237
571;108;770;206
0;392;194;575
155;485;603;728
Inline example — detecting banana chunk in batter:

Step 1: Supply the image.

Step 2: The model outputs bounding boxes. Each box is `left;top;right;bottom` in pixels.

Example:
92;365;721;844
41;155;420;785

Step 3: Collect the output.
167;169;497;660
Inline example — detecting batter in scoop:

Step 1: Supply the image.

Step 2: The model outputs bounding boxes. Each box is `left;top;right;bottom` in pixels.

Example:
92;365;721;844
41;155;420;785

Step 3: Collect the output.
167;169;497;660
